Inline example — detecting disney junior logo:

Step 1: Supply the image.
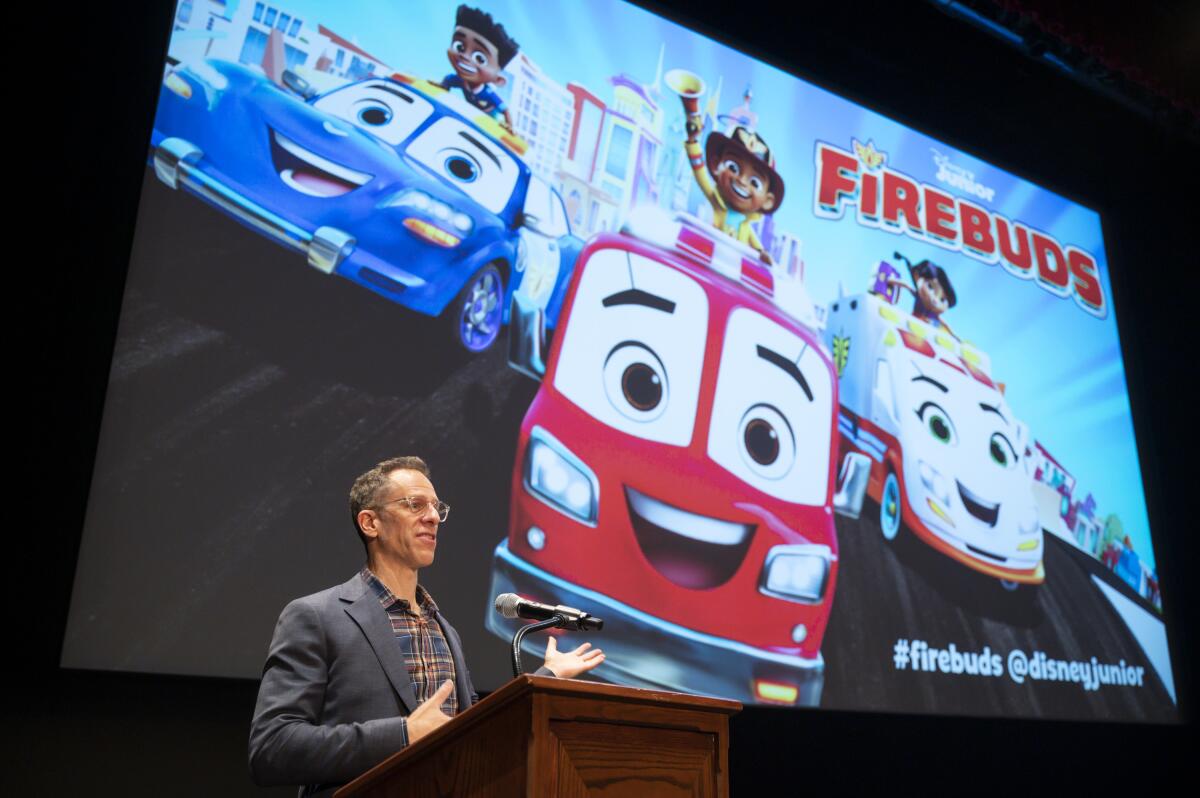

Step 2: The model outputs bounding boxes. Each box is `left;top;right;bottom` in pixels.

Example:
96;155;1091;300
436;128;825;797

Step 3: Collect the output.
931;148;996;202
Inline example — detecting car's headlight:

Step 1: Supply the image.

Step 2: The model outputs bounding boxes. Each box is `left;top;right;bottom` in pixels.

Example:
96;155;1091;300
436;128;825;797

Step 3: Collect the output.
524;428;598;524
760;545;831;603
385;190;474;236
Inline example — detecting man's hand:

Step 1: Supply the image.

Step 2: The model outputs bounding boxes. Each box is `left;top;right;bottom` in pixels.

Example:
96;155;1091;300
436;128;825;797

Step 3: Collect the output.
543;637;605;679
406;679;454;744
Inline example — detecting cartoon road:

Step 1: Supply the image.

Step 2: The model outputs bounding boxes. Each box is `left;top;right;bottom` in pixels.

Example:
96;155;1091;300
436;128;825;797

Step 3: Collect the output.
69;171;1175;721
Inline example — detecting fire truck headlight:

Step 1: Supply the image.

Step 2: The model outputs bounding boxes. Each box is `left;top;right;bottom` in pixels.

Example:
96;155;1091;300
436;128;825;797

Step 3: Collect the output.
759;545;831;603
918;460;951;506
525;429;598;525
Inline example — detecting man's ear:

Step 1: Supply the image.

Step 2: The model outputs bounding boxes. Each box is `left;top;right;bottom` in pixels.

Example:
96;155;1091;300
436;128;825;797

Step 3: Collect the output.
357;509;380;541
493;73;507;88
760;191;777;213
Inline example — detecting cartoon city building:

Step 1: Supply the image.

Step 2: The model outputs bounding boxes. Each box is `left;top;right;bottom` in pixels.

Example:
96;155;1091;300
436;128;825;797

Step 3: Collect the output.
558;84;620;235
490;207;869;706
168;0;234;65
506;53;575;182
181;1;392;87
824;286;1043;591
554;66;666;236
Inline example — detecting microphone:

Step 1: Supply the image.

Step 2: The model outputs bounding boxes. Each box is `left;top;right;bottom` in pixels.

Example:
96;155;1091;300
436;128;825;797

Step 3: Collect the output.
494;593;604;632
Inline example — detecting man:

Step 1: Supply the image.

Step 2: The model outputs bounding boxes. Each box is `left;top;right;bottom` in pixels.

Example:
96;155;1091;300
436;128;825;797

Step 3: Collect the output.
249;457;604;795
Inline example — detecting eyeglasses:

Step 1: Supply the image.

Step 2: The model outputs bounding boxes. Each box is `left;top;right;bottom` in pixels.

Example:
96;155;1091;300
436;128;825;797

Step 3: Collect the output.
380;496;451;522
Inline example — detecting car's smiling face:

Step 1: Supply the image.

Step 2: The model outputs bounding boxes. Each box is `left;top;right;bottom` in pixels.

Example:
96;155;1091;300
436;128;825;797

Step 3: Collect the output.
267;80;436;198
898;357;1035;537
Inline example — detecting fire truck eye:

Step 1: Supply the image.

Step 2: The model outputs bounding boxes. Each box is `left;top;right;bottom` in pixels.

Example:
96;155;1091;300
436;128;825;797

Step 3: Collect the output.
604;342;668;422
738;404;795;479
622;363;662;411
744;418;778;464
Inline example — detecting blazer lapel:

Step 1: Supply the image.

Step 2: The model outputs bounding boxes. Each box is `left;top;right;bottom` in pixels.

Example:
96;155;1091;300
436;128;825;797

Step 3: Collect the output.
341;577;420;714
434;610;474;710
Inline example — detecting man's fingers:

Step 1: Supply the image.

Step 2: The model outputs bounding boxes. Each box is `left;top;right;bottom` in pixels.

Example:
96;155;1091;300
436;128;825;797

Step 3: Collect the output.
570;642;592;655
414;680;454;714
545;636;558;655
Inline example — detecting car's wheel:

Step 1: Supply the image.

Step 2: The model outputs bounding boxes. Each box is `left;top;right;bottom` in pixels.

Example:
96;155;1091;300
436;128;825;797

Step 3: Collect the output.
448;263;505;353
880;470;903;542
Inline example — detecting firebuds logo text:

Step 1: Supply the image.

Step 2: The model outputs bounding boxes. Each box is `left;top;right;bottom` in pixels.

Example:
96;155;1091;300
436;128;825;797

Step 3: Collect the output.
814;140;1107;319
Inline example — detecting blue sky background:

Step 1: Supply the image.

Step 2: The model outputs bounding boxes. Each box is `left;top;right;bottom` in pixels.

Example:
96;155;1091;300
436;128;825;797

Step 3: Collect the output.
205;1;1154;569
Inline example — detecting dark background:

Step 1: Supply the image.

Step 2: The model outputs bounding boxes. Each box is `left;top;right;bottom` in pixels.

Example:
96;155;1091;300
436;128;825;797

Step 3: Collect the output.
14;0;1194;793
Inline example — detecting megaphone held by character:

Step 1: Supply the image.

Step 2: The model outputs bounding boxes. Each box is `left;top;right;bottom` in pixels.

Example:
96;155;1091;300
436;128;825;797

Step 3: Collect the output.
667;67;783;265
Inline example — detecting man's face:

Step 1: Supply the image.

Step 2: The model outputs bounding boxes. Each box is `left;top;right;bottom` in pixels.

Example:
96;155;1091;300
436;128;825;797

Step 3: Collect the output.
916;276;950;315
713;150;776;214
447;27;506;88
364;469;442;571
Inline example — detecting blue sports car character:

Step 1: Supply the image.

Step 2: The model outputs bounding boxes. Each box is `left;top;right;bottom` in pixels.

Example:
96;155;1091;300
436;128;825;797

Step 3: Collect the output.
151;60;583;353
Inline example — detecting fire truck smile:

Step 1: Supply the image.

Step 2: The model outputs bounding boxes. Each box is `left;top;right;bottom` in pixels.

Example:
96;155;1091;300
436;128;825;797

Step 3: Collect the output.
956;479;1000;527
625;486;754;590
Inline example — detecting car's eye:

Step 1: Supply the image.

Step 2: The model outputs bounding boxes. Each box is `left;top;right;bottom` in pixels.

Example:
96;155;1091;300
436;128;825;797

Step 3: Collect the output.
472;51;489;66
989;432;1018;469
738;404;796;479
603;342;668;422
721;159;740;175
916;401;957;445
444;153;479;183
357;103;392;126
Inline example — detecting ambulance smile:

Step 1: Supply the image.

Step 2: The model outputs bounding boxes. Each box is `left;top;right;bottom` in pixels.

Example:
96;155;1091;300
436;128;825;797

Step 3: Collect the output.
271;131;371;198
626;487;753;590
957;480;1000;527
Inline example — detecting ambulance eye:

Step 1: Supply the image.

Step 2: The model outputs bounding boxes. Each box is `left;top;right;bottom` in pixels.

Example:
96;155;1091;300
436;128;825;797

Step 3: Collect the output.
720;159;739;175
604;342;668;422
990;433;1017;469
916;401;957;445
738;404;795;479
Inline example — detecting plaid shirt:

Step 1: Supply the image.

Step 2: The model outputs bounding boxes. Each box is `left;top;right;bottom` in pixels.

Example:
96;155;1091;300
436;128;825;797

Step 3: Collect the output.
360;568;458;747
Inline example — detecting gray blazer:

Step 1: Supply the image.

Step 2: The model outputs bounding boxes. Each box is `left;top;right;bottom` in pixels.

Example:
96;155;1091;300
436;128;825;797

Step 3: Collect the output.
248;573;479;794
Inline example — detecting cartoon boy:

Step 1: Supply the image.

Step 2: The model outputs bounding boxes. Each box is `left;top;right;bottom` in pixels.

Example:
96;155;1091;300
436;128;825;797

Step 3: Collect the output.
889;258;957;335
682;112;783;264
441;5;519;131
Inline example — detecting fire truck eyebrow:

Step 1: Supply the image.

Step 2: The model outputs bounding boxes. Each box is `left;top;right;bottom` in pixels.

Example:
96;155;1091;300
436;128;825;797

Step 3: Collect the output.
757;345;813;401
912;374;949;393
979;402;1009;424
601;289;676;313
458;131;501;168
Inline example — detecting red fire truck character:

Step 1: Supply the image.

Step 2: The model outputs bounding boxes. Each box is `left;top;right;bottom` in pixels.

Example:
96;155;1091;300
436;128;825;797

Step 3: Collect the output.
488;207;869;706
824;268;1043;593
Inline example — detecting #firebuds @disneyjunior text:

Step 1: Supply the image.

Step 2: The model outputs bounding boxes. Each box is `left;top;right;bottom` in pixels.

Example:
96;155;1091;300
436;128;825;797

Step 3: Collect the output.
891;638;1146;692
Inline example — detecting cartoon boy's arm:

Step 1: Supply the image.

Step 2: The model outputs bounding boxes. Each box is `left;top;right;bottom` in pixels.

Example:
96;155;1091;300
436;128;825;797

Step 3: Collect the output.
887;277;916;296
685;138;721;209
745;226;773;265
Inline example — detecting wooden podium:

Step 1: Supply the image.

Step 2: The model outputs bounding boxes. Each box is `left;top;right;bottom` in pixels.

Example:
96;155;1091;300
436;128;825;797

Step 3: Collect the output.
335;675;741;797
